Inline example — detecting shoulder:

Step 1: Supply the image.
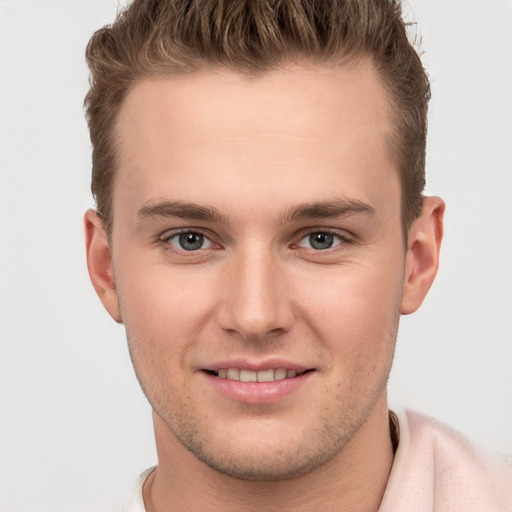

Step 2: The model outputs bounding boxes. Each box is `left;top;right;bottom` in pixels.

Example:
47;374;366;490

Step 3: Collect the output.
380;410;512;512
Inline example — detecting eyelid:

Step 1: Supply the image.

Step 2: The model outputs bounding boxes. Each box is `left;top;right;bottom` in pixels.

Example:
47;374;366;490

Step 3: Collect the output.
297;227;352;240
293;227;354;250
159;228;221;251
157;226;354;253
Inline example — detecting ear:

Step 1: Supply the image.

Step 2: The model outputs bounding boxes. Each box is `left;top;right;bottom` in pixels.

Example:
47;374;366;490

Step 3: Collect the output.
84;209;122;323
400;196;445;315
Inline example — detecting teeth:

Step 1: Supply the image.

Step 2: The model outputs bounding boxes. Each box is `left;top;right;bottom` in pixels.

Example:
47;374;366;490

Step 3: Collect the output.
240;370;257;382
226;368;240;380
274;368;287;381
256;369;274;382
216;367;301;382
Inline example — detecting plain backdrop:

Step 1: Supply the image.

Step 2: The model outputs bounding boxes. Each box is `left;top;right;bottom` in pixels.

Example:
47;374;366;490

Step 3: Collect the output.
1;0;511;510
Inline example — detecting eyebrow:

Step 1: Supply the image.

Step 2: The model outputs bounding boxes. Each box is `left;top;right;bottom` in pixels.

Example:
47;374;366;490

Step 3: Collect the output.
137;197;375;226
137;200;229;224
280;197;376;223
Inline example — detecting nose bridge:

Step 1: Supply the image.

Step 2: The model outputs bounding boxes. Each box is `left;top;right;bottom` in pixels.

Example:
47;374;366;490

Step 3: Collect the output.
218;242;293;340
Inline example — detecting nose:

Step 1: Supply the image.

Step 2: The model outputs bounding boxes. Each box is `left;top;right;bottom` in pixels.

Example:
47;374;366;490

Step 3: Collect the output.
216;247;294;342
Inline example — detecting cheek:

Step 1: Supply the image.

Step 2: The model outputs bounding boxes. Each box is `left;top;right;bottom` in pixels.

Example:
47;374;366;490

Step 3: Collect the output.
298;265;402;414
295;261;403;357
115;261;217;359
117;271;205;403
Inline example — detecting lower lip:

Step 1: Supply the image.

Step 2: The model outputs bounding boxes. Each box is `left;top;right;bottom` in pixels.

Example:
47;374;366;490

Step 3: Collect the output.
202;371;313;404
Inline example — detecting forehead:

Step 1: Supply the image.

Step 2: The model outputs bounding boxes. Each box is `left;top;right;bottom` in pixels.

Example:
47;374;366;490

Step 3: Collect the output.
113;60;398;224
116;60;393;151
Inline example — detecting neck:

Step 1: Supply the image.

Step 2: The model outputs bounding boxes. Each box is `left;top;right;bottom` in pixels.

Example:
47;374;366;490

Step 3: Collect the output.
143;398;394;512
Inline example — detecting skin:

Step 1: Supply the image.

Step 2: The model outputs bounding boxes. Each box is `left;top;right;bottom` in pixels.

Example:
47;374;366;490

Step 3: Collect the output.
85;59;444;512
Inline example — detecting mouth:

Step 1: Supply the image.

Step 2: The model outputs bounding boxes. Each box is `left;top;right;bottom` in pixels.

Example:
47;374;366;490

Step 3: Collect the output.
204;367;313;382
201;364;315;404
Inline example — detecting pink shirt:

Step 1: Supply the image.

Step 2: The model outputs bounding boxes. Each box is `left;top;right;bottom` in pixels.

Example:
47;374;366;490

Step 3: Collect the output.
380;410;512;511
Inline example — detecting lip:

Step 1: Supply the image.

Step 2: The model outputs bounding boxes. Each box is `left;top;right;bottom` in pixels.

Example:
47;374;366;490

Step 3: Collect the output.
202;358;309;373
199;359;315;404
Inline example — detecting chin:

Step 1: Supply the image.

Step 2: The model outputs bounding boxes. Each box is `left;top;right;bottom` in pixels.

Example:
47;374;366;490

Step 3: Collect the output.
164;411;359;482
185;441;341;481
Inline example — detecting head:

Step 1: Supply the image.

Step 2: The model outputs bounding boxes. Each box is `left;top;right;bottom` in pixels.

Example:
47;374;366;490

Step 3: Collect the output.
84;0;444;483
85;0;430;238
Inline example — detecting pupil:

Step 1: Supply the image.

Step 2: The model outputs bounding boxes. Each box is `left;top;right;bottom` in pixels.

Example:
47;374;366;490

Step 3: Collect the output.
179;233;203;250
310;232;333;250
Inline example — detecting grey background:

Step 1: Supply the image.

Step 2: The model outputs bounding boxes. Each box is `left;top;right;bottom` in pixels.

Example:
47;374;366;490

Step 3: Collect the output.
1;0;511;510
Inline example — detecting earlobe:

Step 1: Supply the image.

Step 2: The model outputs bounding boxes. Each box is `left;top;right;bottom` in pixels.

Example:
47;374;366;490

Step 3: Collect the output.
84;209;122;323
400;196;445;315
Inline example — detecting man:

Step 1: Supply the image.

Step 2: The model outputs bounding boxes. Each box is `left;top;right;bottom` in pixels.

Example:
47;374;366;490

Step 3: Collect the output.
83;0;512;510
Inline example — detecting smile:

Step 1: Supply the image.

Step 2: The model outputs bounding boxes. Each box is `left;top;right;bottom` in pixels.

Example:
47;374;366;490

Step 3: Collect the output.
211;368;304;382
201;365;314;403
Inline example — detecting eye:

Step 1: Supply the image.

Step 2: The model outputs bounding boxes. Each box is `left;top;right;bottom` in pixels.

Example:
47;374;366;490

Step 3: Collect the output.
297;231;344;250
166;231;215;251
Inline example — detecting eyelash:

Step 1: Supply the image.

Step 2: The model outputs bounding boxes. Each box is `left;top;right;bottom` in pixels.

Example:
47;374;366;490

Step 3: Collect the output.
160;229;219;253
294;230;351;251
158;228;353;255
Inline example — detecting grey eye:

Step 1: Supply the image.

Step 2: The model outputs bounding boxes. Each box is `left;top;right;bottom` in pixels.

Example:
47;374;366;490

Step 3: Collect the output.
297;231;343;250
309;232;334;250
174;232;205;251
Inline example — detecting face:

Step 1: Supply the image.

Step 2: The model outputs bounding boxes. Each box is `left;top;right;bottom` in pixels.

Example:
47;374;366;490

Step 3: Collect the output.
87;60;436;480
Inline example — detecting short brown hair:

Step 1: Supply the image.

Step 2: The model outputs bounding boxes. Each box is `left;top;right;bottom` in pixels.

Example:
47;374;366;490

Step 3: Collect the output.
85;0;430;236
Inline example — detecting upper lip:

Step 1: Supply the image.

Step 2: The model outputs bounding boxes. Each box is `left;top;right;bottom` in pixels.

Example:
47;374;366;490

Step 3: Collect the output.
201;358;311;373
